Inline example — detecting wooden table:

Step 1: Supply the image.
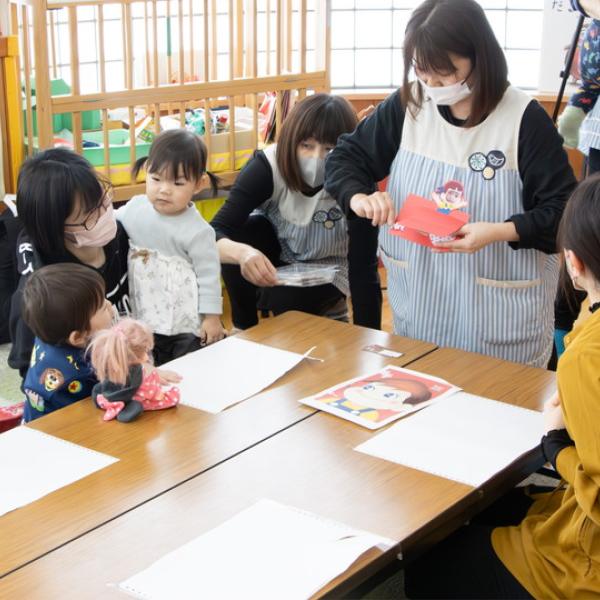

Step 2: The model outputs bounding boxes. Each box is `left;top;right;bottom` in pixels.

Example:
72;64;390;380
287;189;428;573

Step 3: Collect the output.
0;345;555;598
0;311;435;578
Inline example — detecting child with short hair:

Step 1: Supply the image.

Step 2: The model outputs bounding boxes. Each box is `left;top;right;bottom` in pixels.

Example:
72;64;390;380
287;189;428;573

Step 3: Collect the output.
117;129;224;365
20;263;115;422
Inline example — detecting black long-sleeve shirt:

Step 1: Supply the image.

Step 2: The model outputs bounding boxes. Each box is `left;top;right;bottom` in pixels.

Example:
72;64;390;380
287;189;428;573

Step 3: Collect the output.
8;223;130;379
211;151;382;329
325;90;577;255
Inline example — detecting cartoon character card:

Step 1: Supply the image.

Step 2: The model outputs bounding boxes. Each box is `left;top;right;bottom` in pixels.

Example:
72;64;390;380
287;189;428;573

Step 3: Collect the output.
300;365;461;430
390;186;469;251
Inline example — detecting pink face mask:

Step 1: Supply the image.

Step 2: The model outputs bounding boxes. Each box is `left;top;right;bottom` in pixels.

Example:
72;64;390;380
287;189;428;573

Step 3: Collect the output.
64;202;118;248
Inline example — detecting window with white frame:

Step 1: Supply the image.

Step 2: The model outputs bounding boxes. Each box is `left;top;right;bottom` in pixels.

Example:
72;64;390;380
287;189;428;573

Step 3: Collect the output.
330;0;545;91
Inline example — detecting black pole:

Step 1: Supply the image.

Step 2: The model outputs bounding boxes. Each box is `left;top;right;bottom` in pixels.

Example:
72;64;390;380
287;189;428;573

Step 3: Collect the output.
553;14;586;123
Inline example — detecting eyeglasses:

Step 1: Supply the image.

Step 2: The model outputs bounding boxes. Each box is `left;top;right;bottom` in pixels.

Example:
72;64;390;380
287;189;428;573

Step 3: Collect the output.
64;193;112;231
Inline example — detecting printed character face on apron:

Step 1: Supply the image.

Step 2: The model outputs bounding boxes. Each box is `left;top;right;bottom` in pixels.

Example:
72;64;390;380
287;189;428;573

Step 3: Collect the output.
40;368;65;392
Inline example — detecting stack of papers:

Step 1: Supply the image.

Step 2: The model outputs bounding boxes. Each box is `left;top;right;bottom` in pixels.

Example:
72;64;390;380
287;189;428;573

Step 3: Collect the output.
0;427;118;516
276;263;338;287
119;499;395;600
356;392;543;487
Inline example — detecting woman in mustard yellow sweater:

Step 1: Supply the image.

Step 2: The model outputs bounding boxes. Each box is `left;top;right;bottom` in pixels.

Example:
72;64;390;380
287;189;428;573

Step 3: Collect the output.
406;176;600;597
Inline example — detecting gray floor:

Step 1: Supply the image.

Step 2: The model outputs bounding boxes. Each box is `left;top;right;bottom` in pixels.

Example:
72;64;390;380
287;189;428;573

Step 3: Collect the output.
0;344;22;407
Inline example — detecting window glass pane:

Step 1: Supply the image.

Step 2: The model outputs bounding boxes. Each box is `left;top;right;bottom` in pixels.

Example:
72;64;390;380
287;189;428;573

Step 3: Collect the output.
506;49;540;88
331;10;355;49
392;10;411;48
355;10;392;48
485;10;506;48
355;49;392;87
331;49;355;87
506;11;543;49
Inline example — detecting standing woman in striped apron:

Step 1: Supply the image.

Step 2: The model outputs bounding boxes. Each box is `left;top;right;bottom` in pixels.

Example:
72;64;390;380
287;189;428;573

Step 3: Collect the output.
212;94;382;331
326;0;576;368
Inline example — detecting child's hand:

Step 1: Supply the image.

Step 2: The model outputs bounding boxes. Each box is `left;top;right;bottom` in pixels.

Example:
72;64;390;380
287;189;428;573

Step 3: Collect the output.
155;368;182;385
199;315;226;346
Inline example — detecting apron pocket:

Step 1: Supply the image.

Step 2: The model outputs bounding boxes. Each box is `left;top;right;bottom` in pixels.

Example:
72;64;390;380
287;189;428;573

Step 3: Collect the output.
380;247;410;335
474;276;544;347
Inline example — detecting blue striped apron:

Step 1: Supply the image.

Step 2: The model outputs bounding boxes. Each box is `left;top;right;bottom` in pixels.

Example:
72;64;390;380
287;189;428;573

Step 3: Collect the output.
260;144;350;299
578;98;600;156
381;86;558;367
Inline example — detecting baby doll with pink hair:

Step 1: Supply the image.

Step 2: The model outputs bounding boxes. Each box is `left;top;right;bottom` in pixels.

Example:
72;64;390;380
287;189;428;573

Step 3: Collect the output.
88;318;180;422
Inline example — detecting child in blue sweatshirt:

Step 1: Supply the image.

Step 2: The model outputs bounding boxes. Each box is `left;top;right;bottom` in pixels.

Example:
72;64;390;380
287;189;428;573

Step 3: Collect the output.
21;263;115;422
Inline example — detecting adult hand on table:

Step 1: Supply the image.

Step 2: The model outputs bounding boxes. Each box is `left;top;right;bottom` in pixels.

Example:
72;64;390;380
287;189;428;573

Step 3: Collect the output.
350;192;396;227
240;247;279;287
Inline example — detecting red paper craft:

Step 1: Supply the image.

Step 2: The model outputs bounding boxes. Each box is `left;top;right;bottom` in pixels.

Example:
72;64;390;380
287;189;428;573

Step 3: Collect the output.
390;194;469;250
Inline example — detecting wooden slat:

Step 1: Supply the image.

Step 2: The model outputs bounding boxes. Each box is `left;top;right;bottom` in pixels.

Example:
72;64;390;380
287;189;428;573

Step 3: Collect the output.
285;0;292;72
316;0;330;91
51;71;328;112
228;0;234;81
187;0;194;79
129;106;136;182
49;8;58;79
31;0;52;148
144;0;151;85
166;0;172;84
68;5;82;154
234;0;243;78
178;0;184;84
265;0;271;75
154;102;161;133
228;95;235;171
179;100;185;126
210;0;217;80
124;2;133;89
275;89;282;142
276;0;282;75
152;0;159;86
203;0;208;81
102;108;110;180
204;97;211;163
21;5;34;157
300;0;306;73
98;4;106;91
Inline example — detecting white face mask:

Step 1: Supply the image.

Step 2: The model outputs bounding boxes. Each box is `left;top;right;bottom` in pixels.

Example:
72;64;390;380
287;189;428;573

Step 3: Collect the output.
299;156;325;188
420;79;472;106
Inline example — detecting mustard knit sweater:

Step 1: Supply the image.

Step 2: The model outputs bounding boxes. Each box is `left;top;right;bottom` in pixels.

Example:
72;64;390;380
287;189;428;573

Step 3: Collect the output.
492;307;600;597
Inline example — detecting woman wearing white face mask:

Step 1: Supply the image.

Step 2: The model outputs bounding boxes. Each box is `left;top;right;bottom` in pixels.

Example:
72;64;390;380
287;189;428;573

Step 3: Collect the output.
7;148;130;379
212;93;382;330
326;0;577;367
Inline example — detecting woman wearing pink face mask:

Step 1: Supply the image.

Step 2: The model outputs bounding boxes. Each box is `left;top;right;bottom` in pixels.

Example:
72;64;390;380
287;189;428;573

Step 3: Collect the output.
7;148;130;379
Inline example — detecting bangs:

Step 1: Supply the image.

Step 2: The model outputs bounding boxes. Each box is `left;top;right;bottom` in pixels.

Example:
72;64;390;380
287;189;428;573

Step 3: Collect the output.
142;129;207;182
302;109;353;145
407;29;459;75
72;167;108;215
294;95;357;146
146;152;199;181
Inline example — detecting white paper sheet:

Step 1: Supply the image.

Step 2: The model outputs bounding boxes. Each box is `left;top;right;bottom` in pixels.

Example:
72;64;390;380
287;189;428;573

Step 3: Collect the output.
355;392;544;487
162;336;306;413
0;427;118;516
119;499;395;600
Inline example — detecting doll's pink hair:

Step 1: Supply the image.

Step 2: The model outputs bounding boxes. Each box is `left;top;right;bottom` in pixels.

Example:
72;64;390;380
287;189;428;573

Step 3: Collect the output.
88;318;154;385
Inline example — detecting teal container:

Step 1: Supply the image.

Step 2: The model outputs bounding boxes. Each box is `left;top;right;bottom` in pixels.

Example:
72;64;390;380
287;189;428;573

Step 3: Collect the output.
81;129;152;167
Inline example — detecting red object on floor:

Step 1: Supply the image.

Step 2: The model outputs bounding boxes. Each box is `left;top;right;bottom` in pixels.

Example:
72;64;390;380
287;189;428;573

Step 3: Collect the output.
0;402;24;433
